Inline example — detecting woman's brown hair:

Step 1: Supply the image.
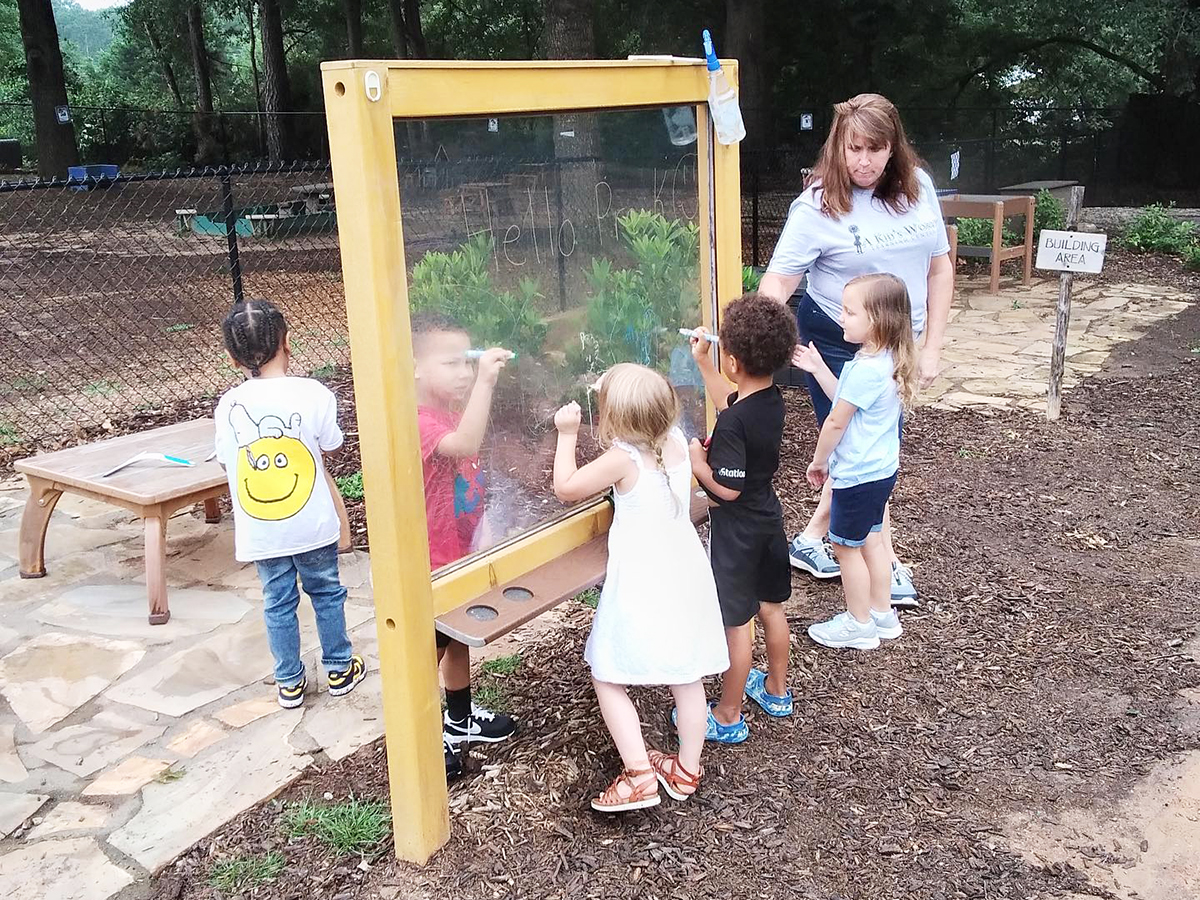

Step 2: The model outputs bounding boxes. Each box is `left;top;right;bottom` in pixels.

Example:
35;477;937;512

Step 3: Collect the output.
809;93;924;220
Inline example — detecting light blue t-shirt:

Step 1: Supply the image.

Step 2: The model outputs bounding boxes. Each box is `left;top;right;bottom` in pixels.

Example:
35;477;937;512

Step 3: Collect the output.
766;169;950;336
829;351;900;489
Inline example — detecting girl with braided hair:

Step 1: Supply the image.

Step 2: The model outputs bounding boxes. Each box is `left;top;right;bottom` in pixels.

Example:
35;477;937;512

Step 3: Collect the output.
552;364;727;813
214;299;365;709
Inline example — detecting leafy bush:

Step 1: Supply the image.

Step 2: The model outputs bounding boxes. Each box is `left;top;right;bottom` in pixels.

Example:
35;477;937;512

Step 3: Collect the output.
1184;244;1200;271
1033;189;1064;239
742;265;762;292
954;216;1022;247
569;210;700;374
409;234;547;356
1121;204;1197;254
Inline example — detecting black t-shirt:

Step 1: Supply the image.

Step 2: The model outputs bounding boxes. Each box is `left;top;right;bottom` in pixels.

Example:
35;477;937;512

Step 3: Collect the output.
703;386;785;524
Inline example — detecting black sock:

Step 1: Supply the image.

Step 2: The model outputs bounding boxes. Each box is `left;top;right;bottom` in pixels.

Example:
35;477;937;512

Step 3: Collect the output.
446;687;471;722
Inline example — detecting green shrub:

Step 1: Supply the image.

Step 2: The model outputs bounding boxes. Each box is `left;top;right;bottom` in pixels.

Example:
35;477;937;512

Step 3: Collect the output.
569;210;700;374
742;265;762;292
1033;189;1065;240
1121;204;1196;254
1184;244;1200;271
954;216;1022;247
409;234;547;356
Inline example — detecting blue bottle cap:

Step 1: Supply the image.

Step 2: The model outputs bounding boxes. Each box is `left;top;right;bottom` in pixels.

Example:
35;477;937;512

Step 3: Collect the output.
702;29;720;71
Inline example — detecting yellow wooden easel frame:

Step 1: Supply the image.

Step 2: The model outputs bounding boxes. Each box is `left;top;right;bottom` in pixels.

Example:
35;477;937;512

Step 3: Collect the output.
320;58;742;863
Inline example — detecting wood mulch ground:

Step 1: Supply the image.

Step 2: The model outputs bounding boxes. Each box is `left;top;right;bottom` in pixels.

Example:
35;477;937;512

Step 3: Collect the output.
146;272;1199;900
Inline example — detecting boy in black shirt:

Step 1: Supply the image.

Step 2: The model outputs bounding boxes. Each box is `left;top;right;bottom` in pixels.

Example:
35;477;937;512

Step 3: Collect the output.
688;293;798;743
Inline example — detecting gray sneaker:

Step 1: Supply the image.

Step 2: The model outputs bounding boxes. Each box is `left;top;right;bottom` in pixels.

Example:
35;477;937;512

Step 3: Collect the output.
890;562;919;608
870;607;903;640
789;536;841;579
808;611;880;650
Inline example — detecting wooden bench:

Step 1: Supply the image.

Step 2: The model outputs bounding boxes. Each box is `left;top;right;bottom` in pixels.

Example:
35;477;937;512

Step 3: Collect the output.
941;193;1035;294
436;491;711;647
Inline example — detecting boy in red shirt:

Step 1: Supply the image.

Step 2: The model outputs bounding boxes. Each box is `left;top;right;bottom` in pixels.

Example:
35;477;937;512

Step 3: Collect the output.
412;313;518;777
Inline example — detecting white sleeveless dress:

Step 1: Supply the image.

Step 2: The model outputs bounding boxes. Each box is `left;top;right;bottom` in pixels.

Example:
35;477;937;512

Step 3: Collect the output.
584;428;730;685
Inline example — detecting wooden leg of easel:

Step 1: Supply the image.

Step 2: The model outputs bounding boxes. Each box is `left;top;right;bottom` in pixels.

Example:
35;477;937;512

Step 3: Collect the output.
18;476;62;579
203;497;222;524
145;514;170;625
1023;196;1035;285
325;469;353;553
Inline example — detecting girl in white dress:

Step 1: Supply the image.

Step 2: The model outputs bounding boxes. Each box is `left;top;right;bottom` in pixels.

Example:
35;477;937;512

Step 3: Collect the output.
553;363;729;813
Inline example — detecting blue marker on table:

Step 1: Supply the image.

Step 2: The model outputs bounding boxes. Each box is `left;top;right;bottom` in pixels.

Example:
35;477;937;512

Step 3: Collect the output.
679;327;719;345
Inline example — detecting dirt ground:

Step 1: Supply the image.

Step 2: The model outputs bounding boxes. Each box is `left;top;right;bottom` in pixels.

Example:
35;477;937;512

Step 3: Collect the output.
139;280;1200;900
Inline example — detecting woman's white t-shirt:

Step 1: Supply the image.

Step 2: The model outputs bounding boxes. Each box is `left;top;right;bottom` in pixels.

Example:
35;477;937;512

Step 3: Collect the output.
214;376;343;562
766;168;950;335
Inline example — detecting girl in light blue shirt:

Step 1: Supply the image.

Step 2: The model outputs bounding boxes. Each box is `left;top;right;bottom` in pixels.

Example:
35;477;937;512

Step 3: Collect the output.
793;273;919;651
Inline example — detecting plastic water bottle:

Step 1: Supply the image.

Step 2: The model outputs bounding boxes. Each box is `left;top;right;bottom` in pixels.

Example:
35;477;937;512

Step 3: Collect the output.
702;29;746;145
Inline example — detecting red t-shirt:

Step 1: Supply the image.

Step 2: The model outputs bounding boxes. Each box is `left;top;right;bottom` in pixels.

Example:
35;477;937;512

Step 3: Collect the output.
417;405;486;569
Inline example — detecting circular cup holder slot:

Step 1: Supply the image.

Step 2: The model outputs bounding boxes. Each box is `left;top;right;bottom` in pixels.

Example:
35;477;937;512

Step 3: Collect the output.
502;586;534;602
465;604;499;621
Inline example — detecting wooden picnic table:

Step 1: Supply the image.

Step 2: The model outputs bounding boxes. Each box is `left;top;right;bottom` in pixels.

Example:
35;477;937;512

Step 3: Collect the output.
15;419;226;625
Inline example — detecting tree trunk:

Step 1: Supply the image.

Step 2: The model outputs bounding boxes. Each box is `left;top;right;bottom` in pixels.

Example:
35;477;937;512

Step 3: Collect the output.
403;0;427;57
259;0;292;162
343;0;363;56
16;0;79;177
144;20;185;109
187;0;220;164
245;2;264;156
387;0;408;58
726;0;771;150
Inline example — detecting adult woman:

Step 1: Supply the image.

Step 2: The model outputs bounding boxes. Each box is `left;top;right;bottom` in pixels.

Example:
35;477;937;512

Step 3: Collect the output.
759;93;953;606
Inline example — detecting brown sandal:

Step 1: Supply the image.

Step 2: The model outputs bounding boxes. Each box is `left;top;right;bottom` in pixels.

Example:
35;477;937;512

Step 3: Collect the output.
648;749;702;801
590;767;661;813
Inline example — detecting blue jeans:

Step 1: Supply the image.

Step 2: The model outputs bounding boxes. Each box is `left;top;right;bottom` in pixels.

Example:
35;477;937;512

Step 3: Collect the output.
254;541;352;687
795;292;859;427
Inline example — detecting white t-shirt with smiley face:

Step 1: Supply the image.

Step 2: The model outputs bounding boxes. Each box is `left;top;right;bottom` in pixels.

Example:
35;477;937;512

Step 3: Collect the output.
214;376;344;562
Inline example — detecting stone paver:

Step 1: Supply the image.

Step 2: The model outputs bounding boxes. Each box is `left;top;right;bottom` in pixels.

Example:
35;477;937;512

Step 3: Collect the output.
107;713;312;874
214;696;280;728
164;720;227;758
25;709;165;777
0;791;49;837
0;838;133;900
295;671;385;762
0;633;144;734
0;722;28;783
81;756;172;797
25;801;112;839
34;584;251;642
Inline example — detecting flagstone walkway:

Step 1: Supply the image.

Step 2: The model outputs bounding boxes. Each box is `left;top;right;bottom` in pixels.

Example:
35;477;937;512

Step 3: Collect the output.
0;270;1192;899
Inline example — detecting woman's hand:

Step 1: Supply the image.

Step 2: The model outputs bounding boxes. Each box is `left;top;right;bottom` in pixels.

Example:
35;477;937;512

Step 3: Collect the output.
554;401;582;435
806;459;828;488
792;341;825;374
918;344;941;389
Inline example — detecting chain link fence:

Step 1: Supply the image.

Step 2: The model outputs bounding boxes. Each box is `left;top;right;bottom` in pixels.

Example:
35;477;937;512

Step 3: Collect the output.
0;161;347;448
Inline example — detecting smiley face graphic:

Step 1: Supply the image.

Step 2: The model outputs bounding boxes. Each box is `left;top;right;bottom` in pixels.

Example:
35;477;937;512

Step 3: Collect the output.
229;405;317;521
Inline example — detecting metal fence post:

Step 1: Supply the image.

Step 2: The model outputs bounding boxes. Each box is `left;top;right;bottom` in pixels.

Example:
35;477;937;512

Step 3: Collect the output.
220;171;245;304
751;163;760;268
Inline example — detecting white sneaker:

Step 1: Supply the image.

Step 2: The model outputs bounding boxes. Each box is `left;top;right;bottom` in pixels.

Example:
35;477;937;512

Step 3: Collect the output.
807;611;880;650
870;607;903;640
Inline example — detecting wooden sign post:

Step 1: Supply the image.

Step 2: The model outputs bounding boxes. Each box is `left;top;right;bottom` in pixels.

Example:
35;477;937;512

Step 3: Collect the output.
1042;186;1096;421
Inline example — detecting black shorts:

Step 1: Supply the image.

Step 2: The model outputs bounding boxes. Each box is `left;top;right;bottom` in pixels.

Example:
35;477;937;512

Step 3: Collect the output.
829;475;897;546
710;510;792;628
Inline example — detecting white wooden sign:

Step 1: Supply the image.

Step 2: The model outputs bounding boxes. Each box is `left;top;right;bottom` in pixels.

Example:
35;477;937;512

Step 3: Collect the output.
1036;229;1107;274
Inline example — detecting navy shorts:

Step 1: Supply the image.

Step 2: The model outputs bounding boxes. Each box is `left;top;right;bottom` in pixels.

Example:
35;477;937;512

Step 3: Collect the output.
829;474;898;547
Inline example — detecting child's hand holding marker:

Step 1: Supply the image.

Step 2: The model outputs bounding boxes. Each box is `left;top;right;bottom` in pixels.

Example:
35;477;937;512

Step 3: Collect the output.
684;326;718;369
679;327;718;344
468;348;514;387
554;401;582;435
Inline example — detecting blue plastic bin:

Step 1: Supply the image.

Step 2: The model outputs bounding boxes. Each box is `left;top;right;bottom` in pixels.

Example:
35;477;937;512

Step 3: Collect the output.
67;164;120;190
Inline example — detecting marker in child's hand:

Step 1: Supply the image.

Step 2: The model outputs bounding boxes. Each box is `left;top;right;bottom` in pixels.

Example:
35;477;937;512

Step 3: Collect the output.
465;349;517;360
679;328;719;345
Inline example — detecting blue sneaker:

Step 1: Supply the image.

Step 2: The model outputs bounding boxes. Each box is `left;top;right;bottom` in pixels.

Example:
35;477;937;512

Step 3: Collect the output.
672;702;749;744
744;668;793;717
789;536;840;579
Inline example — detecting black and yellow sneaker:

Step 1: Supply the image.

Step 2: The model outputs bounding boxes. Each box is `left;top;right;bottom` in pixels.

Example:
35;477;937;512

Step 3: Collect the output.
277;676;307;709
327;654;367;697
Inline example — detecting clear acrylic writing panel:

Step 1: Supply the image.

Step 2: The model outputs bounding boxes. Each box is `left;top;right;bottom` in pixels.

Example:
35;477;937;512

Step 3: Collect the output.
396;106;706;576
